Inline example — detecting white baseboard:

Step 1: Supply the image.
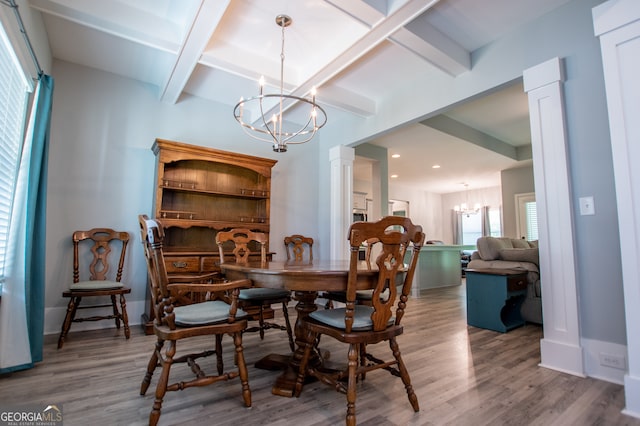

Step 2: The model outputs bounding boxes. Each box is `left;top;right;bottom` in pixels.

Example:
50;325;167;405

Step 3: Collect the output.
539;337;586;377
581;337;627;385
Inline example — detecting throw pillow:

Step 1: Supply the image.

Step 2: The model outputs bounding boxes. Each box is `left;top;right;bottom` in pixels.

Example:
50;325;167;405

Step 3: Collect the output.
511;238;531;248
499;248;539;265
477;237;513;260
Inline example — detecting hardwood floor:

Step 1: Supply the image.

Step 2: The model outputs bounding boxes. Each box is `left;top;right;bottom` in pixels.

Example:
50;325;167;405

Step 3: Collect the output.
1;284;638;426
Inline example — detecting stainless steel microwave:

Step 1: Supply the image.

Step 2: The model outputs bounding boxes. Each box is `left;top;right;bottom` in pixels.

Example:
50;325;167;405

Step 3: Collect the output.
353;212;367;222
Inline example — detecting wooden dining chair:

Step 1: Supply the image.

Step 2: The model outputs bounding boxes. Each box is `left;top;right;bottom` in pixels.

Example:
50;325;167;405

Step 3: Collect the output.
293;216;424;426
57;228;131;349
138;215;252;426
322;237;383;308
216;228;295;352
284;234;314;262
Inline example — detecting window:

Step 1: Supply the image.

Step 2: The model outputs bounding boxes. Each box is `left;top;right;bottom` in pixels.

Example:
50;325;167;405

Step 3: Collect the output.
461;208;502;245
461;213;481;245
524;201;538;241
489;208;502;237
0;22;31;283
515;192;538;241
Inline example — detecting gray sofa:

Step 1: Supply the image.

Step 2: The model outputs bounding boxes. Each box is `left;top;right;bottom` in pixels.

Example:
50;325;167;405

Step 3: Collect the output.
467;236;542;324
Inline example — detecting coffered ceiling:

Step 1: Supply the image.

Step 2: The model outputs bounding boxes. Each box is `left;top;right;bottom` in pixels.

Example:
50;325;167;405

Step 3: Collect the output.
25;0;572;193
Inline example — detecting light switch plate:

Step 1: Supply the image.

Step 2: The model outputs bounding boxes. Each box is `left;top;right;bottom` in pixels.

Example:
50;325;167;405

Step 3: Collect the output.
579;196;595;215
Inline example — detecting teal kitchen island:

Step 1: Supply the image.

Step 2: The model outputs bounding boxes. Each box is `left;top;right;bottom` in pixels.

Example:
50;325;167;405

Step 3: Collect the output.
411;244;475;297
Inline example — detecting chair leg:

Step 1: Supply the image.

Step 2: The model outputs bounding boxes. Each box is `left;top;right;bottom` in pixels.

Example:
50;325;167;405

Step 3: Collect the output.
215;334;224;375
346;343;358;426
232;331;252;407
58;296;80;349
358;343;367;381
119;293;131;339
141;339;163;395
258;305;266;340
389;337;419;412
110;294;121;329
282;301;295;352
149;340;176;426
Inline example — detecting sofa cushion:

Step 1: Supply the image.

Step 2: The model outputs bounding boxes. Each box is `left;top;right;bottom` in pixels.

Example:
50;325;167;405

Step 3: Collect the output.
476;237;514;260
511;239;531;249
499;248;539;265
467;258;539;274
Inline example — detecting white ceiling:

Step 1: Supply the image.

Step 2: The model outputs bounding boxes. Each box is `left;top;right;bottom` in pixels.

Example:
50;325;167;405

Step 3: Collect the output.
26;0;572;194
359;80;533;194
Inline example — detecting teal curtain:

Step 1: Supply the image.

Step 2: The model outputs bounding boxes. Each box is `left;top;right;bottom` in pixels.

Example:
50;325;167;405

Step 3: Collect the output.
0;75;53;373
24;74;53;365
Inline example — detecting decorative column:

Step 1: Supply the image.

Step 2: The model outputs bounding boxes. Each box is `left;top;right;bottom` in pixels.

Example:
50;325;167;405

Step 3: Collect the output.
524;57;584;376
329;145;355;260
594;0;640;417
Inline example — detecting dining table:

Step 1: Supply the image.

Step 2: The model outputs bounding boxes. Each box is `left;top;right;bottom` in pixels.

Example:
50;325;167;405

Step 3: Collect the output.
219;259;383;397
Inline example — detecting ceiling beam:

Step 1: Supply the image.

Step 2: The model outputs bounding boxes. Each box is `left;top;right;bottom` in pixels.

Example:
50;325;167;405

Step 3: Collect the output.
421;115;526;160
28;0;182;53
317;85;377;117
391;22;470;76
325;0;470;76
159;0;231;103
323;0;387;27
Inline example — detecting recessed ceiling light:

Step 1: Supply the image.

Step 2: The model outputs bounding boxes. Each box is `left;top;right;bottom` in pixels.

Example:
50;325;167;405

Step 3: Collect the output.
391;154;400;158
391;174;398;178
432;164;441;169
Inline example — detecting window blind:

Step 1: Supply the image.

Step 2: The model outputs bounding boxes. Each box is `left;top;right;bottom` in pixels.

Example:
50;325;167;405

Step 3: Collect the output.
0;22;30;281
525;201;538;241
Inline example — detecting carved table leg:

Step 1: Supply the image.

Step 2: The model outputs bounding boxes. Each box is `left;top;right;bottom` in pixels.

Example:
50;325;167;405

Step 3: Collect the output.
271;290;322;397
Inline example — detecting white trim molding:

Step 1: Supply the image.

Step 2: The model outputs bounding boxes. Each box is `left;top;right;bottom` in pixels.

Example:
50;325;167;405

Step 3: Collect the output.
593;0;640;418
524;57;584;377
329;145;355;260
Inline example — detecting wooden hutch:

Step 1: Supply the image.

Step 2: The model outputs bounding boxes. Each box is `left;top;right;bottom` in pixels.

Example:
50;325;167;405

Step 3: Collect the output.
142;139;277;332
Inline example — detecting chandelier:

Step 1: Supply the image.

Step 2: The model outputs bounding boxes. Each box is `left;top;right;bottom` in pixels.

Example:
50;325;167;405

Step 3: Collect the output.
454;184;481;216
454;202;481;216
233;14;327;153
